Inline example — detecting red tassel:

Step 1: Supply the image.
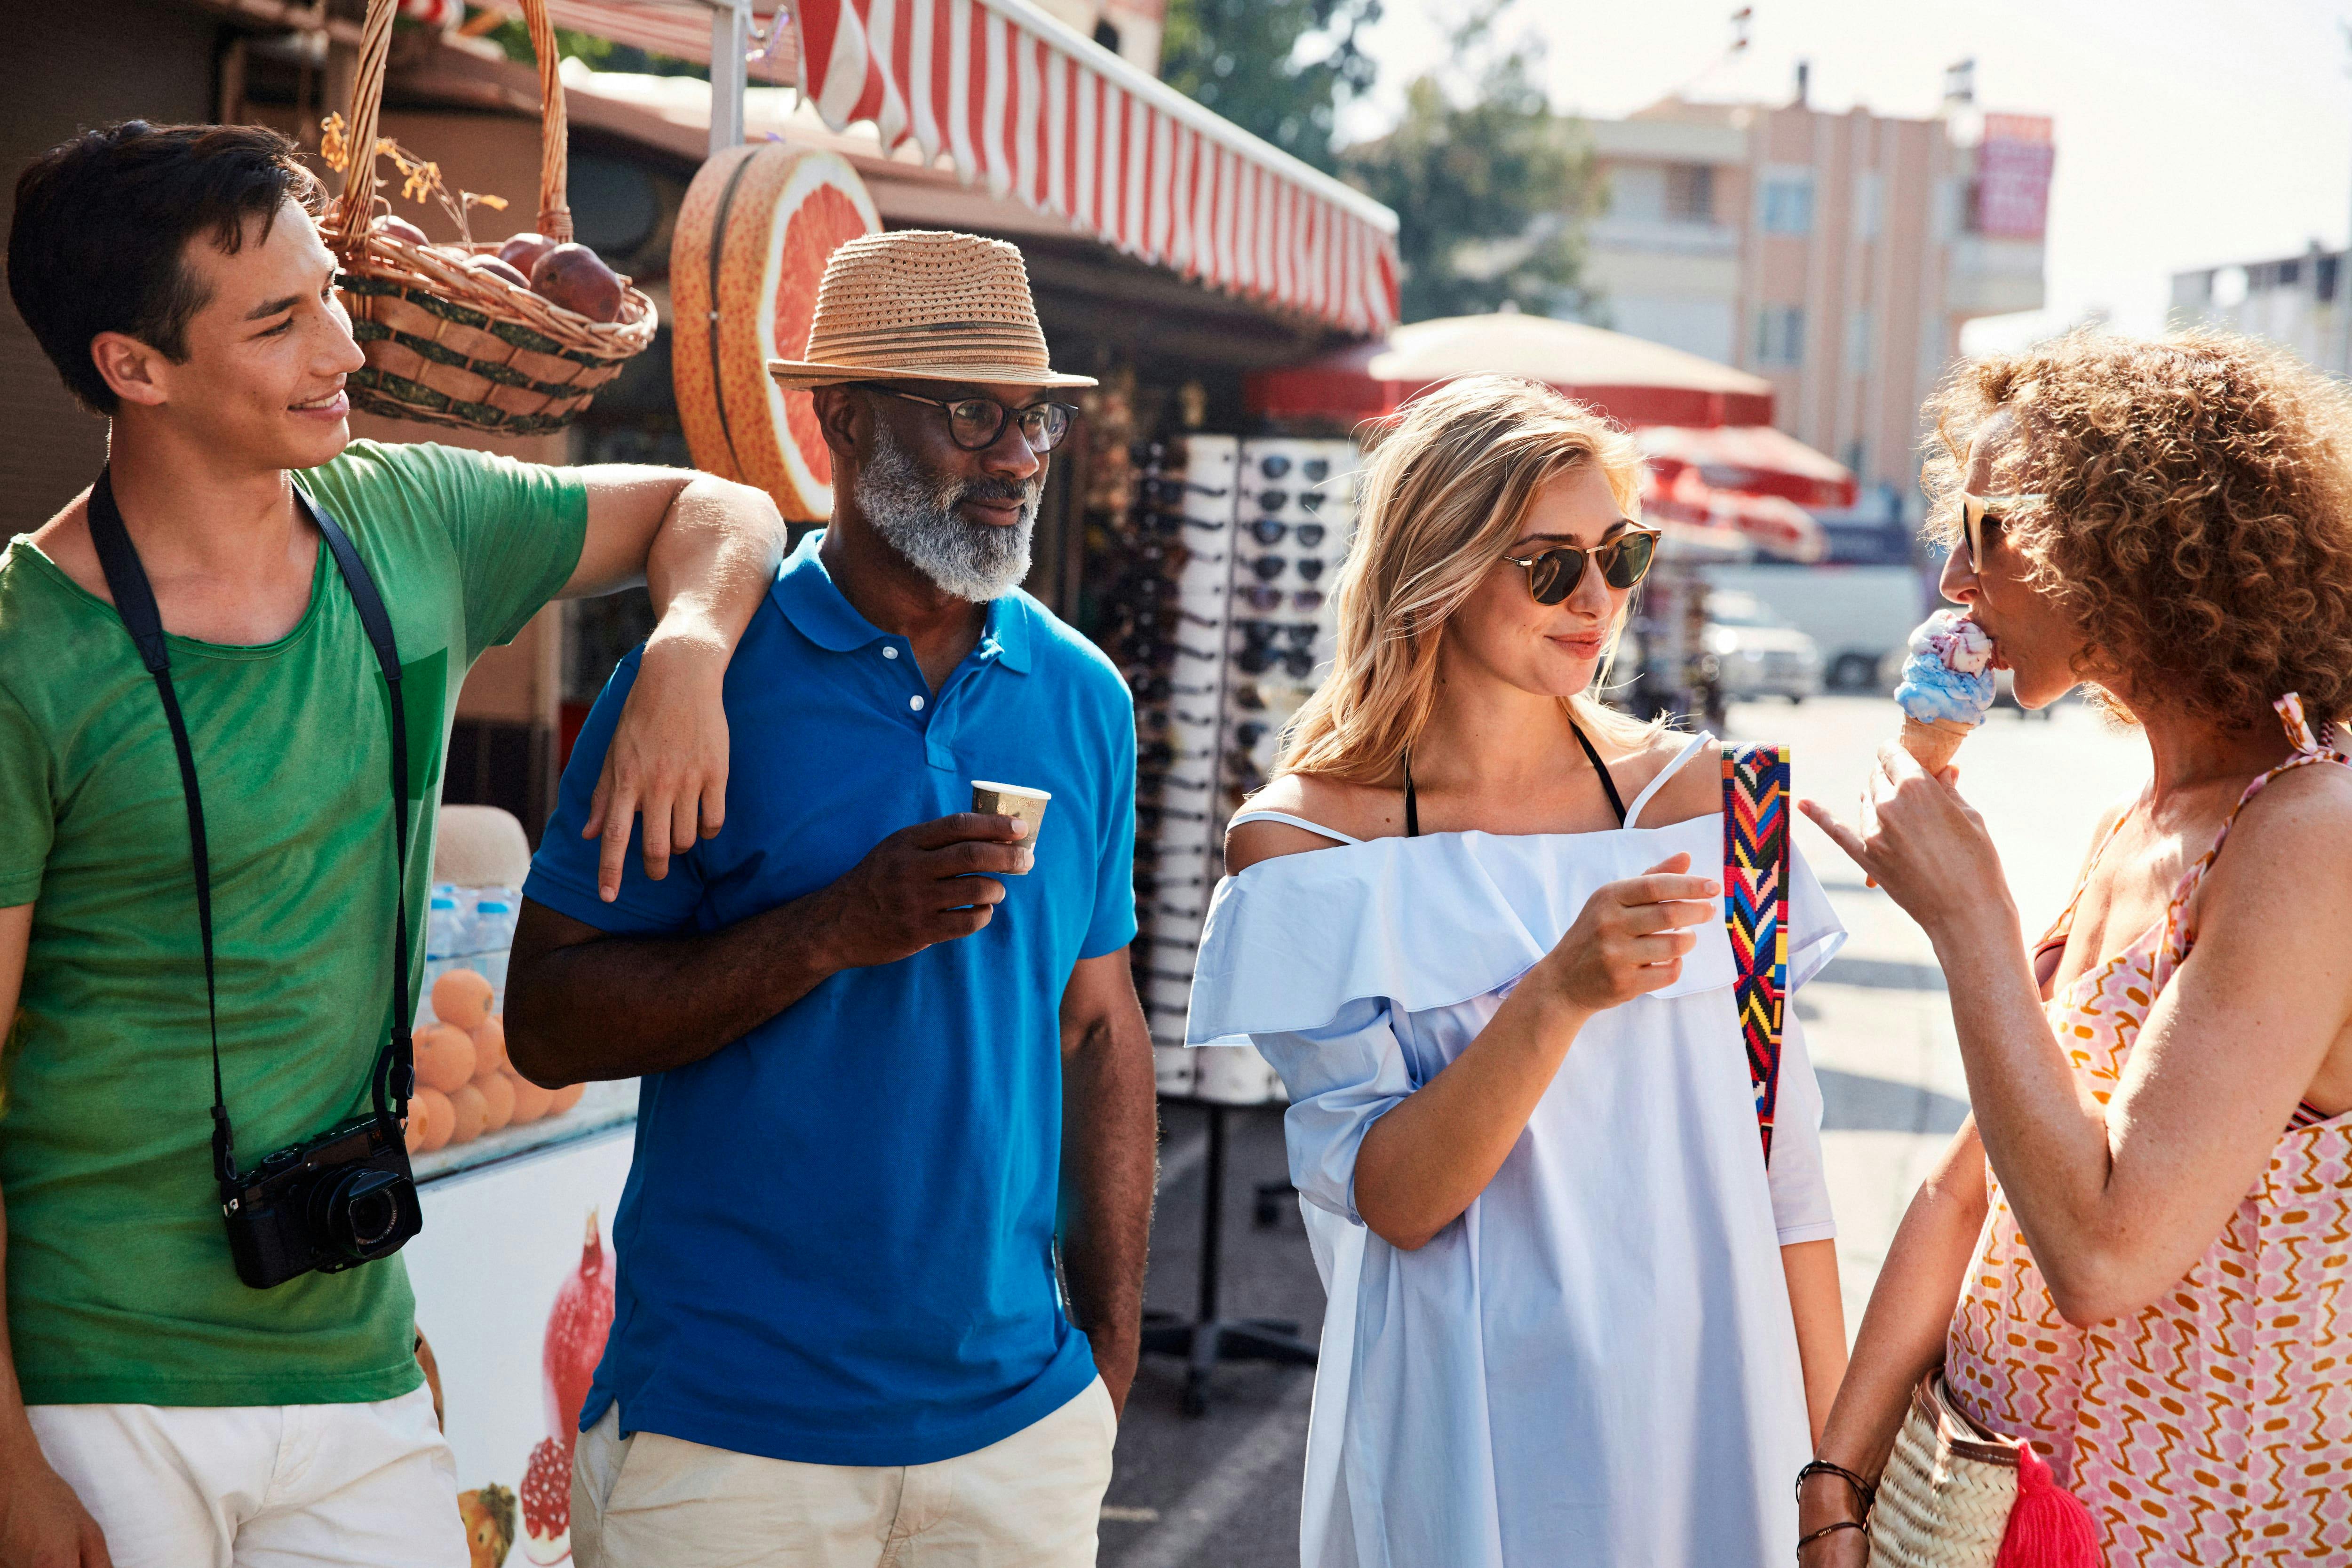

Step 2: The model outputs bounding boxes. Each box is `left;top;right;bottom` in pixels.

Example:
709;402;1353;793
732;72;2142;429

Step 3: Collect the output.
1994;1440;2105;1568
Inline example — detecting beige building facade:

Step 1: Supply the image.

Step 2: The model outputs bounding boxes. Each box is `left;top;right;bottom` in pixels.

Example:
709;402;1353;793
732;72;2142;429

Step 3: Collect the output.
1580;92;2050;513
1029;0;1166;76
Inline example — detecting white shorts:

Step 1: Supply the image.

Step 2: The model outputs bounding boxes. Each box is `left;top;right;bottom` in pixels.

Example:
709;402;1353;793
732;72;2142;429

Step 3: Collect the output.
572;1377;1119;1568
27;1385;468;1568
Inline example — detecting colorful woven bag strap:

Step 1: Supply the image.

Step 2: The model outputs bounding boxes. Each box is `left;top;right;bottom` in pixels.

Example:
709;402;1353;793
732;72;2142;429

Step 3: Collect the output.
1721;743;1790;1163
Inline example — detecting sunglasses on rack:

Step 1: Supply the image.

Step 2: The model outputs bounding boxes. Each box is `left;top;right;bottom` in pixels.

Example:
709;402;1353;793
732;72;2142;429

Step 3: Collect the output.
1238;584;1323;613
1137;738;1216;771
1239;621;1317;647
1126;674;1219;704
1247;518;1326;547
1137;477;1230;508
1238;643;1316;679
1961;492;2043;573
1137;803;1214;830
864;387;1076;454
1135;510;1229;540
1500;524;1661;605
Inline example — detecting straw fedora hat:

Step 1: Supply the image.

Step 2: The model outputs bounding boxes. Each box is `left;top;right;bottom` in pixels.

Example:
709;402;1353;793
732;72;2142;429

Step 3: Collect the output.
767;230;1097;390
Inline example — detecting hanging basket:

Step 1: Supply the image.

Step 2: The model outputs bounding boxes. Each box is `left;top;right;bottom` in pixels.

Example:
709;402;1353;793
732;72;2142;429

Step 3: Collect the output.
326;0;656;435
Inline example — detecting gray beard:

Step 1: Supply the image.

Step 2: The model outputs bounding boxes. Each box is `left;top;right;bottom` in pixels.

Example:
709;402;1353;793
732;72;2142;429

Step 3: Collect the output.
855;422;1039;602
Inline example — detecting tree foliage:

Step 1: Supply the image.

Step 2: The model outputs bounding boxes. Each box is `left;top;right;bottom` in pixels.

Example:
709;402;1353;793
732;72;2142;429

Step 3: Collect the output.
1339;9;1600;324
1159;0;1381;175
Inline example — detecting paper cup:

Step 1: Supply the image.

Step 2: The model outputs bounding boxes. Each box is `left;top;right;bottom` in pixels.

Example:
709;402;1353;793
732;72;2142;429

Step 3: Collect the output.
972;780;1051;871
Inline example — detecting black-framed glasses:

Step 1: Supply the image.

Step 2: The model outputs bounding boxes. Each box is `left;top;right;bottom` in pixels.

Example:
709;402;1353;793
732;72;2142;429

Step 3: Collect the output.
866;386;1077;454
1239;621;1317;648
1138;477;1229;507
1962;492;2043;572
1500;525;1661;605
1255;489;1289;512
1239;643;1316;679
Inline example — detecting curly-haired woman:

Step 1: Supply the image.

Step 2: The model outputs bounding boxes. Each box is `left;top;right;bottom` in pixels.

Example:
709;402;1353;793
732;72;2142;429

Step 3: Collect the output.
1799;330;2352;1564
1185;376;1852;1566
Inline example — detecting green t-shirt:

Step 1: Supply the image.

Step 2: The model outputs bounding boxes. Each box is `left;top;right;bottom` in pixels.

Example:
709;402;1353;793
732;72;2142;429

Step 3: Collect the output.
0;439;586;1407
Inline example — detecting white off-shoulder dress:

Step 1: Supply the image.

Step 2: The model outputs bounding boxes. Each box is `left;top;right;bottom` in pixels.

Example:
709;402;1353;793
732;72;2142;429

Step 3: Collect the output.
1186;733;1847;1568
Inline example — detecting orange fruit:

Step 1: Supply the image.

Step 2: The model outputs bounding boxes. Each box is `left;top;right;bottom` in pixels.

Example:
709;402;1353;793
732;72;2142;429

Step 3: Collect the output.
470;1014;509;1076
549;1082;585;1115
414;1024;477;1095
411;1086;454;1153
475;1067;516;1132
446;1082;489;1146
432;969;494;1030
672;143;879;521
506;1069;555;1125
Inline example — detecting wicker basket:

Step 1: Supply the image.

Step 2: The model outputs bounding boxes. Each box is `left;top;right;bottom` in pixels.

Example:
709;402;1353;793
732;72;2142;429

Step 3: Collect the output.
325;0;656;435
1867;1374;2020;1568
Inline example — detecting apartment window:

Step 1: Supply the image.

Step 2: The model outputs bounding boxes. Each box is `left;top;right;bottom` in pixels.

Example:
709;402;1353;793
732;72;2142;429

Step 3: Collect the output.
1755;306;1806;367
1093;19;1121;52
1854;173;1883;241
1760;171;1814;235
1665;163;1715;223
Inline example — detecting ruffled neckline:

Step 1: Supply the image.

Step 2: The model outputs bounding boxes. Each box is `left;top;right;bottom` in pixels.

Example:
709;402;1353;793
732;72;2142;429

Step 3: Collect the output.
1187;811;1844;1046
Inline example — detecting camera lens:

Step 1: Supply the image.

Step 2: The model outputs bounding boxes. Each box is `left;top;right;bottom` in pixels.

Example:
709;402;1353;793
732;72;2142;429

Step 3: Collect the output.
313;1166;414;1261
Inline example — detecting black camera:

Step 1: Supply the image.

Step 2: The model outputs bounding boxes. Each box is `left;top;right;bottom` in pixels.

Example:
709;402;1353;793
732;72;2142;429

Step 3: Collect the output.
223;1108;423;1289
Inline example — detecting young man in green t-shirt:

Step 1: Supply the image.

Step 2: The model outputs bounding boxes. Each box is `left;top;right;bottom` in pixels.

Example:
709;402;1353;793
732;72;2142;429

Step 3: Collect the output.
0;122;784;1566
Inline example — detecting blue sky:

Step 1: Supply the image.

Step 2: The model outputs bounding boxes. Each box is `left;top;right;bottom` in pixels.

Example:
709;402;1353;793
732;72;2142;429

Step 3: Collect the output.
1348;0;2352;348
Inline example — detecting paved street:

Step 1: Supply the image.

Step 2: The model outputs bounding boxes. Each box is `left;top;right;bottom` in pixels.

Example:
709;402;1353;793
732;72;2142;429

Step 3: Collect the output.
1103;693;2153;1568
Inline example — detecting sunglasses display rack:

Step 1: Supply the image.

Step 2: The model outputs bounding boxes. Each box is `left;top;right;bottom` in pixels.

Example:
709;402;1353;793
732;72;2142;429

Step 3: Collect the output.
1107;434;1240;1099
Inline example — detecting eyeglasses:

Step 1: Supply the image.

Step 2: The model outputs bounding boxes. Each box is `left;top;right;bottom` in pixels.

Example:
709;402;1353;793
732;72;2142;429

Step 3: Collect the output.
1961;492;2043;572
1247;518;1327;547
1499;525;1660;605
866;386;1077;454
1137;477;1229;507
1238;584;1323;613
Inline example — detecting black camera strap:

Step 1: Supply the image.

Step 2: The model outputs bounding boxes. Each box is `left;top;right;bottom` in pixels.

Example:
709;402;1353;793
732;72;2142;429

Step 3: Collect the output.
86;468;414;1195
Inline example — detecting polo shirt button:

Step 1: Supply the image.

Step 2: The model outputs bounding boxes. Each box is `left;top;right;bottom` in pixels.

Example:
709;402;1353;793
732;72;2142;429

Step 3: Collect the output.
882;646;899;660
909;694;925;712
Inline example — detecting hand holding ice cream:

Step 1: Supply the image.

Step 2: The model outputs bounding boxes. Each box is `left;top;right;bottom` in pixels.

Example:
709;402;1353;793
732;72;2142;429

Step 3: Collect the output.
1893;610;1995;772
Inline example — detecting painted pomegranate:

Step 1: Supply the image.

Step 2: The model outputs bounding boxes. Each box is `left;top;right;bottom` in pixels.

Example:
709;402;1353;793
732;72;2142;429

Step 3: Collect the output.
543;1211;616;1448
518;1437;570;1566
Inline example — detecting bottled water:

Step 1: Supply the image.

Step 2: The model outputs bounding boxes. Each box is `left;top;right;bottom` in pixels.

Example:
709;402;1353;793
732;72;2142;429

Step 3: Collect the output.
426;888;467;960
469;892;518;956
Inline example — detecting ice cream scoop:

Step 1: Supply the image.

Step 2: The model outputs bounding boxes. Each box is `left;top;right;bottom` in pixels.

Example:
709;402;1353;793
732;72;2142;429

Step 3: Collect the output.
1893;610;1996;772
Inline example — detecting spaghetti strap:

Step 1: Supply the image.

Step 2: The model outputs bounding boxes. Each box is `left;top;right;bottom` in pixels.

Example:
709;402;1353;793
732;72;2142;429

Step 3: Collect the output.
1622;731;1715;829
1225;809;1365;846
2154;692;2352;979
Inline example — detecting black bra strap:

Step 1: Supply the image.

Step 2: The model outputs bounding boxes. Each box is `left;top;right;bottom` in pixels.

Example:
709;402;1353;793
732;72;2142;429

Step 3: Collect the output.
1399;716;1624;838
1570;716;1628;825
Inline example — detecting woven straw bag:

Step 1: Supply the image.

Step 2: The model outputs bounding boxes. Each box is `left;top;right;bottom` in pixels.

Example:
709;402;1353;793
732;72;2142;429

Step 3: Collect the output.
325;0;655;434
1867;1374;2020;1568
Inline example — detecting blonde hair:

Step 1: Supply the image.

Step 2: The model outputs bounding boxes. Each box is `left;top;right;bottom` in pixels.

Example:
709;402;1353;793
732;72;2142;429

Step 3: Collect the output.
1279;374;1658;784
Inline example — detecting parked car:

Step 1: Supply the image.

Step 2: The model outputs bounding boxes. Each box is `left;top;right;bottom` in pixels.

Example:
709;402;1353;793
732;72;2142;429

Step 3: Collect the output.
1705;590;1821;703
1707;561;1927;691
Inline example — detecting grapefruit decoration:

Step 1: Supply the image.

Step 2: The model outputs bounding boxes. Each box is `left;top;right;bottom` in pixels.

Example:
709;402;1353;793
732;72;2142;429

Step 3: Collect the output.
673;144;880;521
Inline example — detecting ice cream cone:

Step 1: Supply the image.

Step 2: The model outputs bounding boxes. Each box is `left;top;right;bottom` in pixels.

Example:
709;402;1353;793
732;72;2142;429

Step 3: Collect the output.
1899;716;1971;773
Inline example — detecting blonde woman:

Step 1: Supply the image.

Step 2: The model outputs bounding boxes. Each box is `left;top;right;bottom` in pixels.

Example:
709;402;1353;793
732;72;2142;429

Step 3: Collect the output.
1185;375;1851;1567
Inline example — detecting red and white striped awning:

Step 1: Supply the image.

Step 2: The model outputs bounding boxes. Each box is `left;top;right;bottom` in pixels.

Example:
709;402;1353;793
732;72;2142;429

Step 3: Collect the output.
1643;465;1828;563
794;0;1402;335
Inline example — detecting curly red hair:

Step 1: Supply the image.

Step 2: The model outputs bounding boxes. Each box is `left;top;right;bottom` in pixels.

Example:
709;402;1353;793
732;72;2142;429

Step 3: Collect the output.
1922;329;2352;726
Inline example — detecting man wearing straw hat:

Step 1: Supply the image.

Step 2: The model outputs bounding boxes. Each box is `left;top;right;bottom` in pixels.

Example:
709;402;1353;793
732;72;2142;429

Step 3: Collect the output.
509;230;1155;1568
0;123;788;1567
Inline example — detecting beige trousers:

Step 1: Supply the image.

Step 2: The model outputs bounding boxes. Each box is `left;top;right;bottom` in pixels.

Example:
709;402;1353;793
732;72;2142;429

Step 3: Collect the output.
571;1378;1117;1568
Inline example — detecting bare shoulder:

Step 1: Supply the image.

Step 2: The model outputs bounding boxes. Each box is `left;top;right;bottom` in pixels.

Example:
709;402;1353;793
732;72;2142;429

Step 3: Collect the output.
2210;758;2352;887
1224;772;1397;874
1613;727;1718;827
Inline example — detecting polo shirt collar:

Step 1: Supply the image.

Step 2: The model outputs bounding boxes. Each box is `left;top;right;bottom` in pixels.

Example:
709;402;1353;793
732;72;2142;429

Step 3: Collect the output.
771;530;1033;674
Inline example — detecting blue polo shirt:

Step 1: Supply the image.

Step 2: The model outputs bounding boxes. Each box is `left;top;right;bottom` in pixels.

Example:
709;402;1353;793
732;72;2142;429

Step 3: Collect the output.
524;532;1137;1466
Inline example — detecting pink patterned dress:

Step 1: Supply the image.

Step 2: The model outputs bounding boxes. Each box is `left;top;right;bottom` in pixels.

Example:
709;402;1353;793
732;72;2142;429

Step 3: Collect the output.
1945;696;2352;1566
